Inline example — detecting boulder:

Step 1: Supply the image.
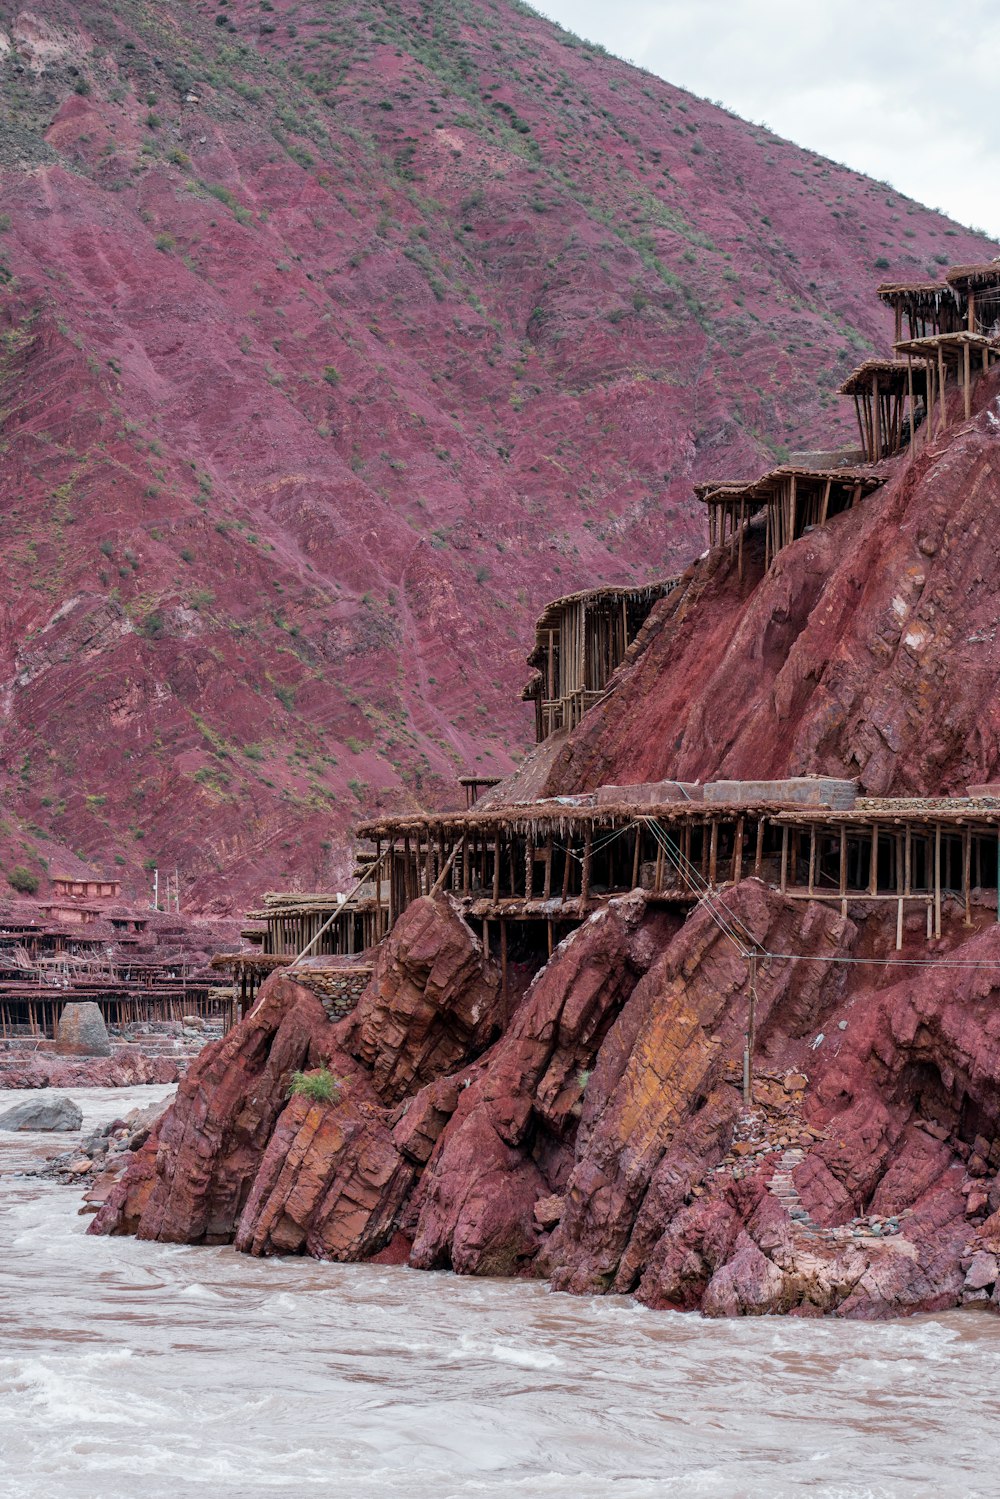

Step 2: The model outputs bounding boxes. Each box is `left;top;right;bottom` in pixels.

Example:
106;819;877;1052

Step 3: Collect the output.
0;1095;83;1132
56;1001;111;1058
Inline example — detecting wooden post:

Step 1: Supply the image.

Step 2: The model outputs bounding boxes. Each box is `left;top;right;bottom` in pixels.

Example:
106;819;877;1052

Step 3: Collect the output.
896;831;904;950
780;826;788;893
872;372;882;459
493;832;501;902
733;815;744;884
525;835;534;901
755;817;765;879
807;824;817;896
869;827;878;896
631;825;641;890
789;474;797;544
963;340;972;421
963;825;972;927
581;828;592;904
937;343;946;434
543;835;553;899
708;820;718;887
934;823;942;938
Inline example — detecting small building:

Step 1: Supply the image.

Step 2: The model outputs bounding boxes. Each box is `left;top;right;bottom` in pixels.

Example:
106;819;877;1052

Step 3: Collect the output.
38;902;101;927
50;875;121;902
522;580;680;742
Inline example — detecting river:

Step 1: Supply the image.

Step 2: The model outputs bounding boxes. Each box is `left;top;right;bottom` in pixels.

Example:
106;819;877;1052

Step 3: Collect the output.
1;1084;998;1499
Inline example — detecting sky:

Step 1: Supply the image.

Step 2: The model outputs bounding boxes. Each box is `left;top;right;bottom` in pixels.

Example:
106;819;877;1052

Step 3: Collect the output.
534;0;1000;240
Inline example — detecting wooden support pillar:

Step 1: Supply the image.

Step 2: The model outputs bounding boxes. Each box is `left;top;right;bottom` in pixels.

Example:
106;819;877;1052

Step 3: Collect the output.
737;499;746;582
807;824;817;896
963;825;972;927
493;832;502;902
733;816;744;885
631;826;641;890
937;343;947;434
543;835;553;899
896;831;904;951
780;826;788;893
934;823;942;938
869;828;878;896
525;835;534;901
708;820;718;887
963;340;972;421
581;828;592;904
755;817;765;879
872;372;882;458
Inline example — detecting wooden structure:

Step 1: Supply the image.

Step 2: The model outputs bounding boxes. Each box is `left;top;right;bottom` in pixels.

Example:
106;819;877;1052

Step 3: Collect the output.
214;874;391;1014
701;467;883;574
522;580;680;742
244;886;387;958
50;875;121;901
0;956;223;1040
697;480;761;582
459;775;503;808
356;791;1000;961
877;281;964;341
838;359;928;462
894;331;1000;437
945;263;1000;337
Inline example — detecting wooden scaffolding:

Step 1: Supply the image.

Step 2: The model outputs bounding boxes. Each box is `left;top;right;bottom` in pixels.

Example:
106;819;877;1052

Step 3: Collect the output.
522;579;680;742
877;280;964;341
894;331;1000;439
945;263;1000;338
459;775;503;808
838;359;929;462
700;466;884;573
357;793;1000;957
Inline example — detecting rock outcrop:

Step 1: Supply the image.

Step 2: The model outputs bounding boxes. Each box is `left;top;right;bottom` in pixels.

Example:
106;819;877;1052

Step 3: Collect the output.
91;359;1000;1319
94;874;1000;1318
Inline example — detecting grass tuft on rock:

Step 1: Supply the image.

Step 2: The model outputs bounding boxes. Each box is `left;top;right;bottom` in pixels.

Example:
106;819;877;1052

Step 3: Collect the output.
287;1068;340;1104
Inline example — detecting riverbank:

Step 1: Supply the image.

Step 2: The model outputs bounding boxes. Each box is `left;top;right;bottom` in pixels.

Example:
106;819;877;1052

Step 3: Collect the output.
1;1086;999;1499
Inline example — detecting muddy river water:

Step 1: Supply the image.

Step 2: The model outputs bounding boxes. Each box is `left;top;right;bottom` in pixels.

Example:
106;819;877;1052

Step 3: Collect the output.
1;1085;998;1499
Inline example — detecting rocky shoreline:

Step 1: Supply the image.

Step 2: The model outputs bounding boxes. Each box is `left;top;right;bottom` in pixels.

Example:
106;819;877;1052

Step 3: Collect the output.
92;889;1000;1319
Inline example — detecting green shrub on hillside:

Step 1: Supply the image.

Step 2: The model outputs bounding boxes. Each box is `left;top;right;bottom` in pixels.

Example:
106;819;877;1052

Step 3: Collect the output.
8;866;38;895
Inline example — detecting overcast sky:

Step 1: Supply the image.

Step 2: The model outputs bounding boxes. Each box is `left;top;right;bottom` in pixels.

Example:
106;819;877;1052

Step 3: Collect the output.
535;0;1000;240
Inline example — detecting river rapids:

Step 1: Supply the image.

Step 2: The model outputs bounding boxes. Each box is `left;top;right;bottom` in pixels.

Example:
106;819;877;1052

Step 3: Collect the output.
1;1085;998;1498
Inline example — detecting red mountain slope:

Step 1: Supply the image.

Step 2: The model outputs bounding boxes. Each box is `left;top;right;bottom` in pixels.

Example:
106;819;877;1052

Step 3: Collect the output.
0;0;995;909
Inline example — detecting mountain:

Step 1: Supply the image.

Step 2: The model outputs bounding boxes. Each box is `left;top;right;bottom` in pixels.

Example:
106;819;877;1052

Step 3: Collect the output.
0;0;995;911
